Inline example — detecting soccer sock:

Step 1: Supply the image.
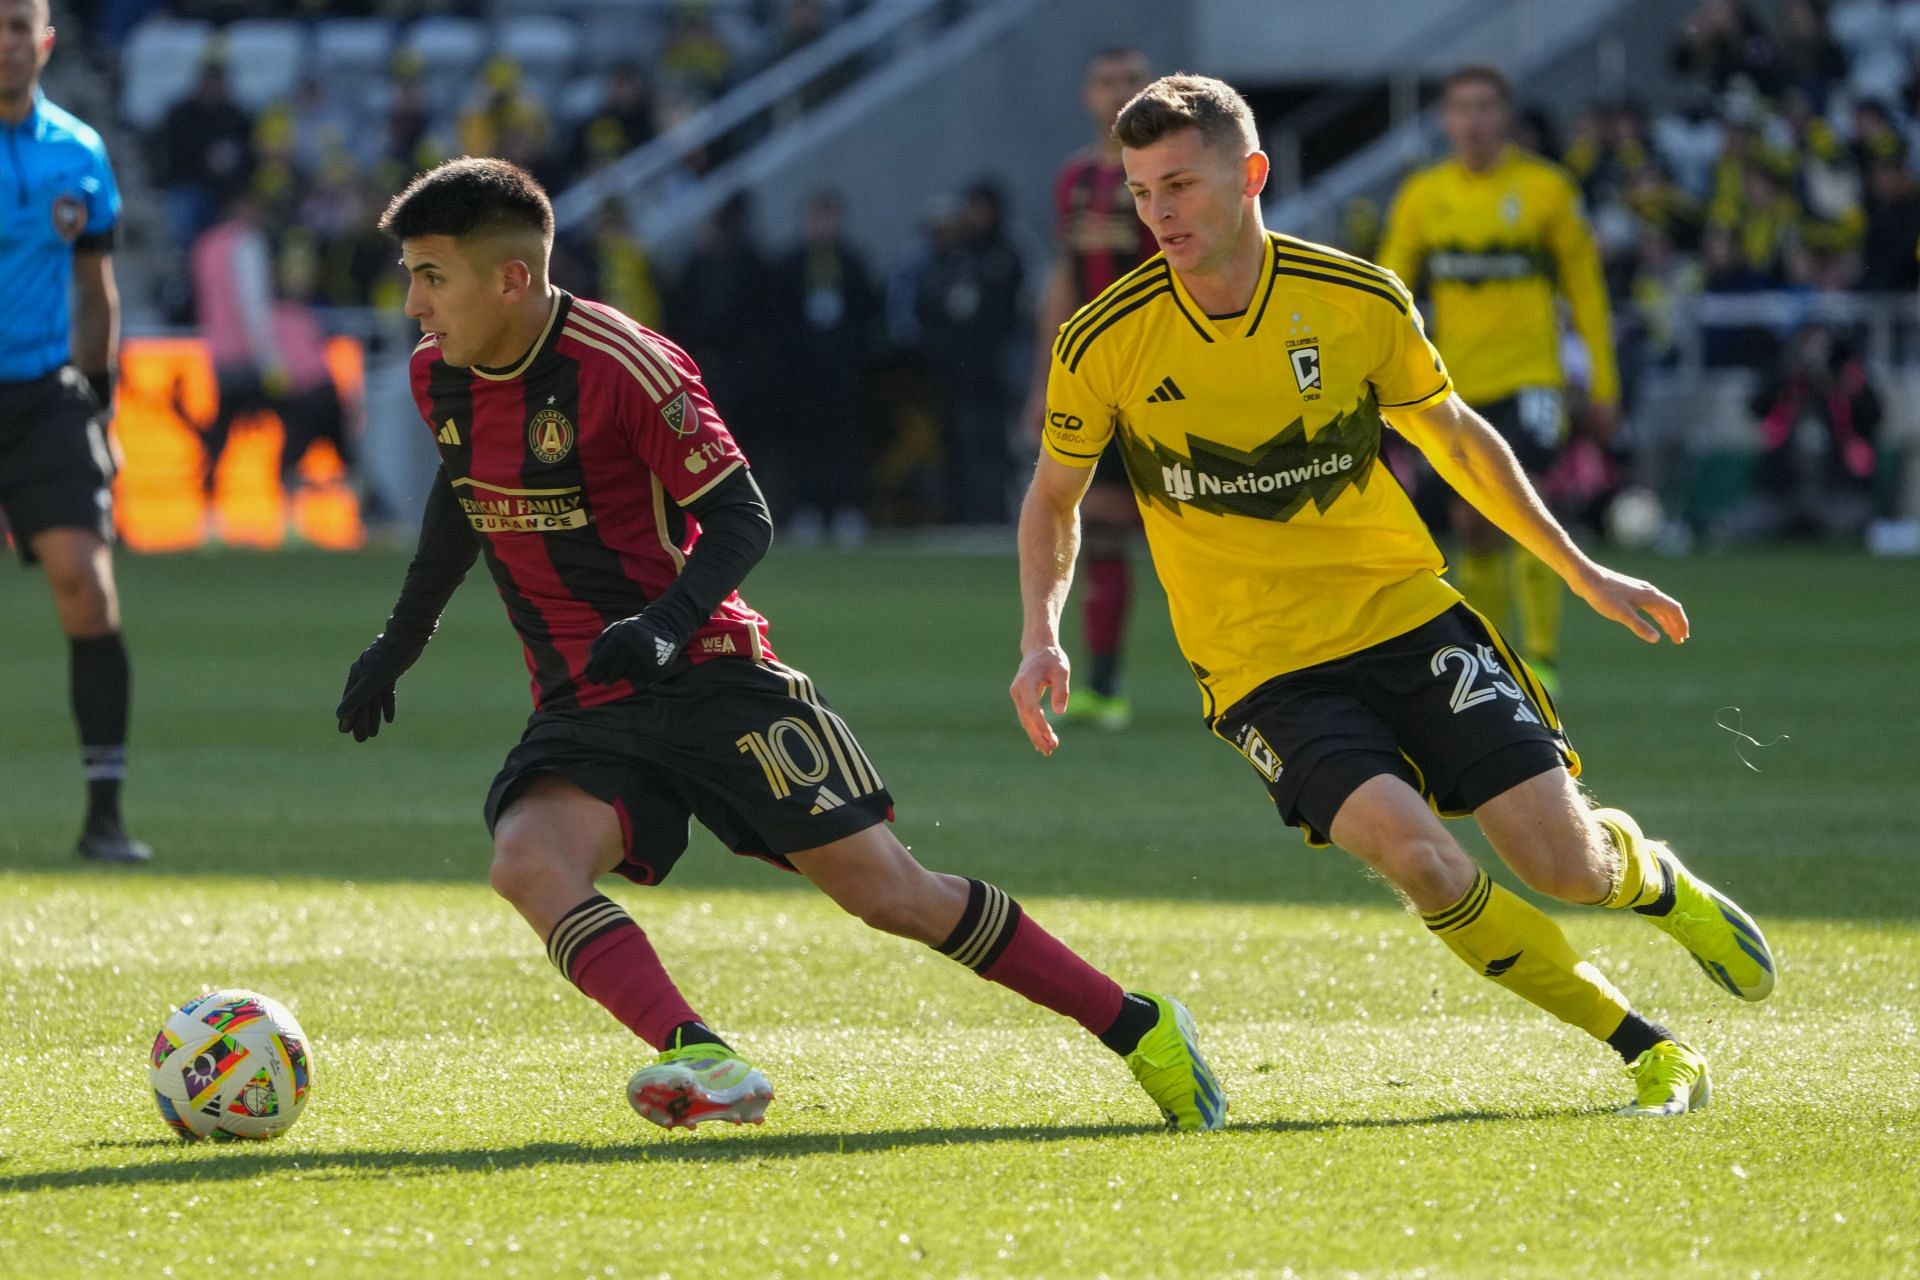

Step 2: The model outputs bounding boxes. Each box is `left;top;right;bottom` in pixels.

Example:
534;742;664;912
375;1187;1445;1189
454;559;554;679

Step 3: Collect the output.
546;895;703;1049
1422;869;1632;1043
664;1020;731;1053
1509;544;1564;666
1082;555;1130;697
69;633;130;827
1453;549;1513;639
934;878;1128;1045
1590;809;1672;913
1098;993;1160;1057
1605;1012;1676;1064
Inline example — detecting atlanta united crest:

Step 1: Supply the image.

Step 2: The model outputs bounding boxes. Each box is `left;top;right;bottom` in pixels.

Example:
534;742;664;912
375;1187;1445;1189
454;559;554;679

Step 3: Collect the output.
528;408;575;463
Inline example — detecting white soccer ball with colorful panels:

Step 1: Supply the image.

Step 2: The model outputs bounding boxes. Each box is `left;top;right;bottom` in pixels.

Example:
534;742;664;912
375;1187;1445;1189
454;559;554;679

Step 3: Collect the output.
148;989;313;1140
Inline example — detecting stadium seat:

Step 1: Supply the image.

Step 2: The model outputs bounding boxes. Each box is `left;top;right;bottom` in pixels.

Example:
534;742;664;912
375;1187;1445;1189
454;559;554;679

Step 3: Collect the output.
402;15;491;116
495;15;582;105
315;18;398;83
221;20;309;113
119;17;213;131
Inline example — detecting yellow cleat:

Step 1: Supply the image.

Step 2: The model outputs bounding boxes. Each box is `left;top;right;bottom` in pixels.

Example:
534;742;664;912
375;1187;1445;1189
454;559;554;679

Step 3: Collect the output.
1125;993;1226;1131
1617;1040;1711;1117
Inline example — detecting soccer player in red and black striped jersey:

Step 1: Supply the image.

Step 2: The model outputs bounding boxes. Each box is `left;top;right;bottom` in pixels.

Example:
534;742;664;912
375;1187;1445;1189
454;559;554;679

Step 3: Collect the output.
1022;47;1158;730
333;158;1226;1132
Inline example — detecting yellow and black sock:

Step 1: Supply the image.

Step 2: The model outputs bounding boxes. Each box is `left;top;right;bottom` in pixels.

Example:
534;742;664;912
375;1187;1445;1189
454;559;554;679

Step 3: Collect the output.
1423;869;1632;1043
1591;808;1674;914
1509;545;1563;669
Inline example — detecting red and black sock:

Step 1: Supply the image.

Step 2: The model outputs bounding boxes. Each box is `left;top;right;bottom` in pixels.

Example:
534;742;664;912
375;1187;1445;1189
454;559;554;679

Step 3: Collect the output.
546;894;705;1050
1082;556;1130;697
933;878;1142;1054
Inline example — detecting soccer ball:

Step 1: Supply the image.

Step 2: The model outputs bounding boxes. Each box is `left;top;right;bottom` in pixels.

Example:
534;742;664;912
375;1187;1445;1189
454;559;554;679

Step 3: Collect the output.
1604;486;1666;550
148;989;313;1141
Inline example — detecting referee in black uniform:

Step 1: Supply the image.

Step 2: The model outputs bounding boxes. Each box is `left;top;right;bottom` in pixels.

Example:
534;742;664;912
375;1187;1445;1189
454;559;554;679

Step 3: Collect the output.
0;0;149;861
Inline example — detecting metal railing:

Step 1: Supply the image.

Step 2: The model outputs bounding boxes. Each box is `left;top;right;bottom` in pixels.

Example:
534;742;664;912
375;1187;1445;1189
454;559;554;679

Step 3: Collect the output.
551;0;966;233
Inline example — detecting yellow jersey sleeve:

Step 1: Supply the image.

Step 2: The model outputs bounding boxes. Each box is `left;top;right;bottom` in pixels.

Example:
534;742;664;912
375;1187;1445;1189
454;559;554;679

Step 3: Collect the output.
1041;335;1117;468
1369;278;1454;413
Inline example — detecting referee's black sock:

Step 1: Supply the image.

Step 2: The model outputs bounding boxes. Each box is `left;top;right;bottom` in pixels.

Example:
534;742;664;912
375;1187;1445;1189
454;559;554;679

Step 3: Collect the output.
70;632;130;828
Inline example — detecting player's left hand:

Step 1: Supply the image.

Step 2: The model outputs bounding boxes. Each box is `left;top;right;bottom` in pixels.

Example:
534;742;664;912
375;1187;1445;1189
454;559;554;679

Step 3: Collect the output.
1573;563;1689;645
585;612;684;686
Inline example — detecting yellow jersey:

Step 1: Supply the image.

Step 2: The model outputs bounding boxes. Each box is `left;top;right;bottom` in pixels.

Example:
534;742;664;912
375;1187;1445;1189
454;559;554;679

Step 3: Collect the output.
1042;230;1461;717
1376;146;1618;406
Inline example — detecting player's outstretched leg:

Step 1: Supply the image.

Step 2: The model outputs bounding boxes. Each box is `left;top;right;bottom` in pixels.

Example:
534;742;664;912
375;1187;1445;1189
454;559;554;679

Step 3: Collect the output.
789;830;1226;1130
492;776;773;1130
1590;807;1776;1002
1338;776;1705;1115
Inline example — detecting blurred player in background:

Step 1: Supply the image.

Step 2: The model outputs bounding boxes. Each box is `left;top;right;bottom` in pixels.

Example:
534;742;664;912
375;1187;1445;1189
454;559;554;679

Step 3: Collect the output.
337;158;1223;1133
0;0;149;862
1016;75;1773;1118
1021;47;1156;728
1378;65;1621;693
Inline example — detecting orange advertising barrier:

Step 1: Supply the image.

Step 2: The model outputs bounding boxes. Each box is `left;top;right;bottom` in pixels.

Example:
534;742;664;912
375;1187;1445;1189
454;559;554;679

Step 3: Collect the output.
112;336;366;552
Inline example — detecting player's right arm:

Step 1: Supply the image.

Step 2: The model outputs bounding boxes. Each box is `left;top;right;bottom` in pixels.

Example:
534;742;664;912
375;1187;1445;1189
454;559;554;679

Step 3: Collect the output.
1013;454;1097;755
336;467;480;741
1011;344;1113;754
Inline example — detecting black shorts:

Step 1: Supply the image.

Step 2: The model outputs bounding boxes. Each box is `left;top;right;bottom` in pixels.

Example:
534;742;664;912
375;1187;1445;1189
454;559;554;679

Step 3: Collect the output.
484;657;894;885
1479;387;1567;476
1212;603;1577;846
0;367;114;564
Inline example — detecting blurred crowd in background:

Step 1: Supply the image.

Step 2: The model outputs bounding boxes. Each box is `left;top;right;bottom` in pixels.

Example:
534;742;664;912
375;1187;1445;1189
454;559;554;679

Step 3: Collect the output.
53;0;1920;544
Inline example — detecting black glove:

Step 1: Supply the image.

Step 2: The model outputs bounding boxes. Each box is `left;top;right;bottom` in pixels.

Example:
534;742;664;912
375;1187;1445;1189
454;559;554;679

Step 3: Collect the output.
584;612;685;687
336;634;426;741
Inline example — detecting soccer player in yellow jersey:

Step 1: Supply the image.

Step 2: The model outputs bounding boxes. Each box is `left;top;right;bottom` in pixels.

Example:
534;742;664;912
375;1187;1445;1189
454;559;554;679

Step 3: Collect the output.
1013;74;1775;1117
1377;65;1621;692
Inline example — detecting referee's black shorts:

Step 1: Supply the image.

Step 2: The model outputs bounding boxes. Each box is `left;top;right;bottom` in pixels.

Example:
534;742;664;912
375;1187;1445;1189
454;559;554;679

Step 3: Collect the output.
0;366;115;564
485;657;895;885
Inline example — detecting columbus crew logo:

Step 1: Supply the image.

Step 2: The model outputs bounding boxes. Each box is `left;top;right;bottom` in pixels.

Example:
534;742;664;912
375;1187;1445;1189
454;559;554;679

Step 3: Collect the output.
528;408;575;464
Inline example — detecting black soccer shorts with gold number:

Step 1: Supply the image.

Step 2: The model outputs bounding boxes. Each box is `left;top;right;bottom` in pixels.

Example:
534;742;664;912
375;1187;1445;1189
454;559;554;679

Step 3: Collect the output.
484;657;893;884
1212;603;1576;846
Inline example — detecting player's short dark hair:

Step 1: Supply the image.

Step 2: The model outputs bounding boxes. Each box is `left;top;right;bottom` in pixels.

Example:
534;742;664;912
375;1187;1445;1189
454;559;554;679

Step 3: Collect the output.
1114;73;1258;155
378;156;554;246
1442;64;1513;105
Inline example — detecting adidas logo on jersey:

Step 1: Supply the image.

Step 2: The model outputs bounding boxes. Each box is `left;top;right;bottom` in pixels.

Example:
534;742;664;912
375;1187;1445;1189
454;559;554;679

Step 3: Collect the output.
1145;376;1186;404
437;419;461;445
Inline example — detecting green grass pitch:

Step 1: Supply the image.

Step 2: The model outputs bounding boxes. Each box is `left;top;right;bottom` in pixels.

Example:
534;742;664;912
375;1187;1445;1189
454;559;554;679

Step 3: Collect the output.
2;543;1915;1278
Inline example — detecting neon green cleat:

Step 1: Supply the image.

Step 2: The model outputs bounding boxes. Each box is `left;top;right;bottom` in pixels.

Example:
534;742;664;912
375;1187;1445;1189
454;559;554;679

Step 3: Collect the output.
628;1043;774;1130
1616;1040;1711;1117
1125;993;1226;1131
1601;808;1776;1002
1062;689;1132;730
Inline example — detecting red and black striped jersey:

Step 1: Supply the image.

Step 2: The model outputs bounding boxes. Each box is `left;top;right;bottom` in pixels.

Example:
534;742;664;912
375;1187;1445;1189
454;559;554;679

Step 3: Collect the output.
408;290;774;712
1054;150;1159;305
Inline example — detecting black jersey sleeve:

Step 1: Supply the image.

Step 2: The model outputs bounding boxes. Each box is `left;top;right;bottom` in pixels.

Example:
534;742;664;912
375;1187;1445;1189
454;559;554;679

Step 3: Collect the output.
385;466;482;651
640;465;773;645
